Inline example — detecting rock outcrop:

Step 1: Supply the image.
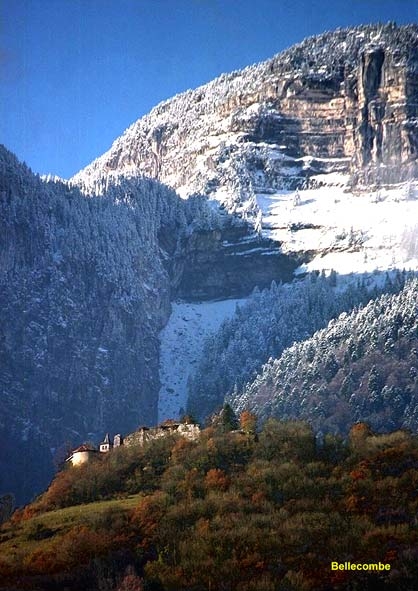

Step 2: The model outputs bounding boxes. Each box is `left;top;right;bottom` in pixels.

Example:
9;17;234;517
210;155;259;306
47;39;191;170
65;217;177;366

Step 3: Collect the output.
173;224;304;301
123;421;200;447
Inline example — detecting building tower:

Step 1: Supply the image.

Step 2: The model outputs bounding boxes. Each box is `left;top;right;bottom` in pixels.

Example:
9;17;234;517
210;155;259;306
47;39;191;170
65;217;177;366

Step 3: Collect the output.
99;433;113;453
113;434;123;447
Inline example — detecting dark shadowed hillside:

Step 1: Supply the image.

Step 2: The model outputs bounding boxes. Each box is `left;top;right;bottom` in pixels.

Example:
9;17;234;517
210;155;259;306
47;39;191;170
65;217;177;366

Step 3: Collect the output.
0;146;189;503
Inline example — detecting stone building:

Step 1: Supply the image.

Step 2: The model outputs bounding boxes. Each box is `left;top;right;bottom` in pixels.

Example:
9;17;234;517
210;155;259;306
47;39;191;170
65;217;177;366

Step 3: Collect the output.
99;433;112;453
123;420;200;448
113;433;123;447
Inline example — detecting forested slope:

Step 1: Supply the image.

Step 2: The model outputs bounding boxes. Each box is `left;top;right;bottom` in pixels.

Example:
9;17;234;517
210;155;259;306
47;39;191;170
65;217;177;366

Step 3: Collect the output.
0;146;197;503
187;272;409;421
2;421;418;590
230;278;418;434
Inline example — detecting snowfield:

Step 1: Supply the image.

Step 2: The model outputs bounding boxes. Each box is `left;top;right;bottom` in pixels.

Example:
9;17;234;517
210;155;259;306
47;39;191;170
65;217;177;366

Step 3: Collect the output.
158;298;246;422
256;176;418;276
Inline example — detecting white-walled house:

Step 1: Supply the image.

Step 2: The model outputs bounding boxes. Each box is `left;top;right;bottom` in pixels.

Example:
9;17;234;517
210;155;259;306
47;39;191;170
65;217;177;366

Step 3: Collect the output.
66;444;97;467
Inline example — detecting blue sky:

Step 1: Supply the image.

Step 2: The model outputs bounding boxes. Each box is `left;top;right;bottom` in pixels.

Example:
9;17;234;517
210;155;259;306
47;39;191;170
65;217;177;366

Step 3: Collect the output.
1;0;417;179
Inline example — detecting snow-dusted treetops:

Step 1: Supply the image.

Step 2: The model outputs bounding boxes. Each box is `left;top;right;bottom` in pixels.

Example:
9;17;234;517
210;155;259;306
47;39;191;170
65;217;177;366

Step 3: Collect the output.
228;277;418;435
187;271;411;422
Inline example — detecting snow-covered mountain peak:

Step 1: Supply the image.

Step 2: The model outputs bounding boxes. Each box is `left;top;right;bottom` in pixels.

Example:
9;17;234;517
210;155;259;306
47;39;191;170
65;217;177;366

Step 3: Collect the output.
72;24;418;210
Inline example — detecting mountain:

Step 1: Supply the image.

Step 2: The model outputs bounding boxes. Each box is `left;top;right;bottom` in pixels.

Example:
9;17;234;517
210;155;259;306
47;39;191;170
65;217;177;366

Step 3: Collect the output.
71;23;418;278
186;271;410;421
2;23;418;505
0;144;301;505
72;23;418;211
229;278;418;434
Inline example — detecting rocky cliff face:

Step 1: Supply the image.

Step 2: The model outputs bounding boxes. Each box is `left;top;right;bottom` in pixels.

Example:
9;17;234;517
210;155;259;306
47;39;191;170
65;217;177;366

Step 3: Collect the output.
351;40;418;184
173;225;304;301
73;24;418;213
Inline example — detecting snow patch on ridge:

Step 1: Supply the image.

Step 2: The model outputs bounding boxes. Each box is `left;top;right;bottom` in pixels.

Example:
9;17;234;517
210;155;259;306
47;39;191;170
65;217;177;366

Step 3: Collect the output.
256;178;418;276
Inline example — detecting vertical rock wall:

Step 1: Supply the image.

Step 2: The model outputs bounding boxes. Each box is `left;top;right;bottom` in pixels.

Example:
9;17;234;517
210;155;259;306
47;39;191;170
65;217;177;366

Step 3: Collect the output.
72;25;418;204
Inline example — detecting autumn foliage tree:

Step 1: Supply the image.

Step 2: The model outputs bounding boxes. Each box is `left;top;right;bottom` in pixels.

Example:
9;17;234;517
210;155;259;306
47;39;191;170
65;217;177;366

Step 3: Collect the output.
239;410;257;434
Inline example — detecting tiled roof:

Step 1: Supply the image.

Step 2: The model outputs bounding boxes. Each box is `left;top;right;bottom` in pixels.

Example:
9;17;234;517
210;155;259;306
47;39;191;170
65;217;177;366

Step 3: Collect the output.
72;444;97;454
